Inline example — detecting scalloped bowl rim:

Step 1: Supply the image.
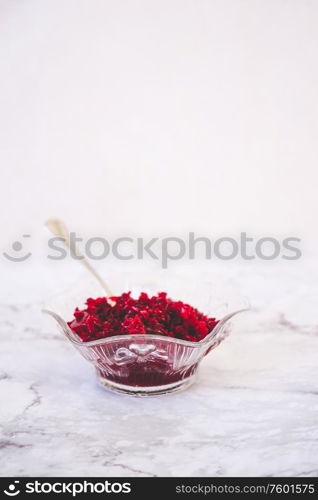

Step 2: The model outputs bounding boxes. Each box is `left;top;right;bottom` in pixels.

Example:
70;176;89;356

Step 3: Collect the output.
66;331;218;349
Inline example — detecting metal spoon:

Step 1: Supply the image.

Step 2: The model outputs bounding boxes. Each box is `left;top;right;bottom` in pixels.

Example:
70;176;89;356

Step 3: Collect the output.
45;218;113;297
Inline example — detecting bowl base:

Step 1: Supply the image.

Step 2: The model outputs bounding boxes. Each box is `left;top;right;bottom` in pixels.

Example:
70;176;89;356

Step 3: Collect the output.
97;374;197;397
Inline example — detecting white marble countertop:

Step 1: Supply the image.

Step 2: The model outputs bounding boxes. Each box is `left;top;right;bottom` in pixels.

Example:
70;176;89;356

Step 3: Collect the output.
0;260;318;477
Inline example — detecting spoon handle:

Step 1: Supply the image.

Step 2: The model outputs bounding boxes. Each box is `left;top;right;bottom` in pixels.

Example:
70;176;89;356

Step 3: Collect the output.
45;218;113;297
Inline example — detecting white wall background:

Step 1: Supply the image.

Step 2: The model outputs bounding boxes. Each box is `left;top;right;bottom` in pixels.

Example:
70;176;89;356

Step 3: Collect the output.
1;0;318;300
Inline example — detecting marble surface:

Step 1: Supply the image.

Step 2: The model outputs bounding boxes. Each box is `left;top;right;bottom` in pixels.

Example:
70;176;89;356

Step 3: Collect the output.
1;259;318;477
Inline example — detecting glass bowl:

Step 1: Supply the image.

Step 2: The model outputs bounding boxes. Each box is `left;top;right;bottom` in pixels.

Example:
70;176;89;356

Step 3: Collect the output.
44;271;248;396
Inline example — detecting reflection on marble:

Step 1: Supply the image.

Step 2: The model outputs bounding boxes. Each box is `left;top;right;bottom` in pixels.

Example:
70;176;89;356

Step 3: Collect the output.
0;260;318;477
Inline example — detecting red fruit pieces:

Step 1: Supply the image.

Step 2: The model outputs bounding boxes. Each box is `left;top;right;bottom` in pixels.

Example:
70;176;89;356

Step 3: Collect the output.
67;292;218;343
